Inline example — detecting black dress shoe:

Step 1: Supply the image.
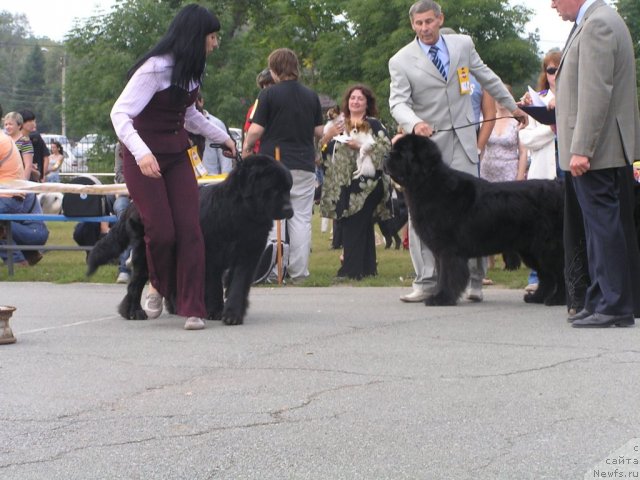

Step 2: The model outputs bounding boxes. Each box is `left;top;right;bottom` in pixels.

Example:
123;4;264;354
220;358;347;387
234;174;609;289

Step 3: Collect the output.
567;309;592;323
571;312;635;328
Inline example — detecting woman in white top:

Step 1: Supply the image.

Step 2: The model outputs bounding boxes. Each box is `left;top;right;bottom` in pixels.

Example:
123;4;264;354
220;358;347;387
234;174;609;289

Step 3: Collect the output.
519;49;561;291
46;140;64;182
110;4;235;331
520;49;561;181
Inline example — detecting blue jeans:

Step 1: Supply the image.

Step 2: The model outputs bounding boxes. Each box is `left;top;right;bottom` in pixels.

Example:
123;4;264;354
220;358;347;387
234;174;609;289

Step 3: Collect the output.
113;195;132;274
0;196;49;264
0;196;24;214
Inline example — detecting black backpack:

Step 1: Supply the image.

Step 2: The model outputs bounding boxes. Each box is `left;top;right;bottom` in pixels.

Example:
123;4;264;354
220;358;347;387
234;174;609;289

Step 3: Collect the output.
62;175;109;217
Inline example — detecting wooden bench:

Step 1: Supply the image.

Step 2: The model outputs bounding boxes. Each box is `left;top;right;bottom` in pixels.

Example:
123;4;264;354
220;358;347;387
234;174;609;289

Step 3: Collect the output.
0;214;118;276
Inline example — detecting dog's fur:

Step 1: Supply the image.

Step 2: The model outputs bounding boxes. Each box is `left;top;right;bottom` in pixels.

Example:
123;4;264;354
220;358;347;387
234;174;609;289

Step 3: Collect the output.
384;134;565;306
87;154;293;325
348;119;376;179
38;193;63;214
377;189;408;249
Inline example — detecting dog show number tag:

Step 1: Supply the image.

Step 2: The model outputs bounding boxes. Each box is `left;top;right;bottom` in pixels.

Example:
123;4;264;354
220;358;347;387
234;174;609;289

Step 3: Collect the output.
457;67;471;95
188;145;208;178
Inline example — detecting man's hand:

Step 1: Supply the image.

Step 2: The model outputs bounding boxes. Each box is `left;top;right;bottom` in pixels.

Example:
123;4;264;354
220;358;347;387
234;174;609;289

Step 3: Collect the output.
413;122;434;137
511;107;529;129
570;154;590;176
138;153;161;178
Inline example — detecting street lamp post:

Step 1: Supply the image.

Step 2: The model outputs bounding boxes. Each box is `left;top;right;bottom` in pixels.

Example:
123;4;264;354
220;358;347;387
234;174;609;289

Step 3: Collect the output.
41;47;66;136
60;54;66;137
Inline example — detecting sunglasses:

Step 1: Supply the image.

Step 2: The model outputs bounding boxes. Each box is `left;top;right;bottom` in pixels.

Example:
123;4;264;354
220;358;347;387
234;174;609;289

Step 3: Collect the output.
546;67;558;75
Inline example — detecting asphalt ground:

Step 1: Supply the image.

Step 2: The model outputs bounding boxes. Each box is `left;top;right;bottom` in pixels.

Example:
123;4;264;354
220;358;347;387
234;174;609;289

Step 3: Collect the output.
1;282;639;479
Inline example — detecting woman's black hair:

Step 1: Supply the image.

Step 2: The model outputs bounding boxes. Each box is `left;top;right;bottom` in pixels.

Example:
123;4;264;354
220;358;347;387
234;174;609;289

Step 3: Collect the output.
51;140;63;155
127;4;220;91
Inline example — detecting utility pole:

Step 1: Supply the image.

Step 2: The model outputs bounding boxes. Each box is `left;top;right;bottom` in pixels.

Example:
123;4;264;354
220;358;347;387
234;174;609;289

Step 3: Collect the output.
61;54;66;137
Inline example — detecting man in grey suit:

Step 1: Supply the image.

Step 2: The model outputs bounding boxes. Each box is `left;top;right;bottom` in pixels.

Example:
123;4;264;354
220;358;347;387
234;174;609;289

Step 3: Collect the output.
389;0;527;303
553;0;640;328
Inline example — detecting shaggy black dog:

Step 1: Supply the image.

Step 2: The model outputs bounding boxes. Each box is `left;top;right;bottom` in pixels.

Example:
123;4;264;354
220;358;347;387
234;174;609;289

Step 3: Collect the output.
377;189;408;249
384;134;565;306
87;154;293;325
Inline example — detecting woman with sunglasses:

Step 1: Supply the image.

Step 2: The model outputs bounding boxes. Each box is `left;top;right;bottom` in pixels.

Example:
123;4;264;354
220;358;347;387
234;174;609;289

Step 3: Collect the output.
520;49;561;181
519;49;562;295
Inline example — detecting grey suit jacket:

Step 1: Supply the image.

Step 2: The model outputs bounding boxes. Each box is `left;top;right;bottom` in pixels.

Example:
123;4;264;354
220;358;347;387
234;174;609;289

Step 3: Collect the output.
389;34;516;175
556;0;640;170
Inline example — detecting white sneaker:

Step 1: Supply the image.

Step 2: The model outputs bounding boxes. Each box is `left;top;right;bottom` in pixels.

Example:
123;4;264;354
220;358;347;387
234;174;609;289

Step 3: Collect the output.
143;292;163;319
184;317;205;330
524;283;538;293
466;287;483;302
400;290;429;303
116;272;130;284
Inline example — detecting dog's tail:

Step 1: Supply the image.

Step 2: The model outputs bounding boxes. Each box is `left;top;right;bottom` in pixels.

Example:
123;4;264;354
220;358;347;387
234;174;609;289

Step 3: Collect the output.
86;206;134;277
502;251;522;271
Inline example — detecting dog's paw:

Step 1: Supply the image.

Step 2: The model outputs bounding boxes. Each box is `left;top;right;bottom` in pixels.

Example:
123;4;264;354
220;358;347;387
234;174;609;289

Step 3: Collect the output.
118;298;148;320
130;309;148;320
207;310;223;321
523;292;544;304
119;305;147;320
222;310;244;325
543;291;566;306
425;294;457;306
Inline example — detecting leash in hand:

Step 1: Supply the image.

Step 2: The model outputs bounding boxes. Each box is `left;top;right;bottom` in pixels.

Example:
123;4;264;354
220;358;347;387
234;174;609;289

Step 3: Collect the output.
209;143;244;165
432;115;517;134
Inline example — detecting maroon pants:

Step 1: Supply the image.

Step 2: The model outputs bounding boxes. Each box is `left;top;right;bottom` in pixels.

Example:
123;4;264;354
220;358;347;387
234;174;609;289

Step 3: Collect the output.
123;149;206;318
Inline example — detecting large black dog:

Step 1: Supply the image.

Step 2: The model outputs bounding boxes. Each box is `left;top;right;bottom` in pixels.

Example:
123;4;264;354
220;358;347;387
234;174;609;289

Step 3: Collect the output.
87;154;293;325
377;189;408;249
384;134;565;306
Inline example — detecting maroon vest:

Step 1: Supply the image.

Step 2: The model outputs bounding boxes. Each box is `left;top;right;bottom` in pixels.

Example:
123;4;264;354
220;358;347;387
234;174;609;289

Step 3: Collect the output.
132;86;199;154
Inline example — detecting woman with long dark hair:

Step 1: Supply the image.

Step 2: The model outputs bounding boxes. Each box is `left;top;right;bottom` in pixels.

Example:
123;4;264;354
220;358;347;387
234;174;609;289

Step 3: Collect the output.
111;4;236;330
319;84;392;280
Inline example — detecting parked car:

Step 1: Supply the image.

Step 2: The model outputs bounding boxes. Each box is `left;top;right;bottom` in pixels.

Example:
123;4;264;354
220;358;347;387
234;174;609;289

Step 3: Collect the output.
72;133;98;163
40;134;87;173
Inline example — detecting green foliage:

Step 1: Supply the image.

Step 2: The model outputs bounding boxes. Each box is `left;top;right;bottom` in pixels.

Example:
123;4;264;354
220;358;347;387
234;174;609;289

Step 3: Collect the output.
616;0;639;54
615;0;640;104
64;0;175;140
6;0;543;158
0;11;64;132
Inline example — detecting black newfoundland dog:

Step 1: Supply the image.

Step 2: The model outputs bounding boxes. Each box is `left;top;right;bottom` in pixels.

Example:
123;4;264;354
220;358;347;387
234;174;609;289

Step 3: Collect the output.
87;154;293;325
384;134;565;306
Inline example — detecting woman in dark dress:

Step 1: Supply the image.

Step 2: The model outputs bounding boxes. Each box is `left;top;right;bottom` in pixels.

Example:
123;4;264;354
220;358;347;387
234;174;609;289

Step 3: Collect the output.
319;84;392;280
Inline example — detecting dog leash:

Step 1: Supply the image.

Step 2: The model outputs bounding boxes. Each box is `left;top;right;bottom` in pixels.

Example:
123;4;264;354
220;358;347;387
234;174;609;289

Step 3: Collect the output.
209;143;244;164
432;115;516;134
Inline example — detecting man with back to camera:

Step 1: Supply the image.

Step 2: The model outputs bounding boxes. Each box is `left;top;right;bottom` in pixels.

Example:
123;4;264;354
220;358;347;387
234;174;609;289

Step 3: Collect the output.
389;0;528;304
243;48;324;283
552;0;640;328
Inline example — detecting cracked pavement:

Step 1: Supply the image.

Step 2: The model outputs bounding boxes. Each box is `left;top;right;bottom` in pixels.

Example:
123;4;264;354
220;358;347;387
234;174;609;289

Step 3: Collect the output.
1;282;639;479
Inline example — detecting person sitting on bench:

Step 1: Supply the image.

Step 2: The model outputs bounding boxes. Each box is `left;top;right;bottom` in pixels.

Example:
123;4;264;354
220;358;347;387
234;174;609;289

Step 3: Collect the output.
0;193;49;266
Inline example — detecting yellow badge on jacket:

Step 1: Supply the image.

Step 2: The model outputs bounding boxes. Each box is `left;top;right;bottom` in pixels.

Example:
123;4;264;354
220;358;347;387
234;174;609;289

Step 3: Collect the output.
457;67;471;95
